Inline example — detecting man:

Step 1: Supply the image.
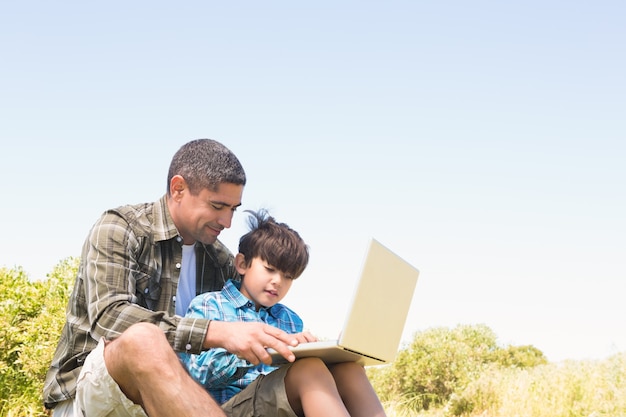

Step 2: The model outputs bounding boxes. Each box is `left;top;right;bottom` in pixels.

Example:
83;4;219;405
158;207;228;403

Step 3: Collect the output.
44;139;299;417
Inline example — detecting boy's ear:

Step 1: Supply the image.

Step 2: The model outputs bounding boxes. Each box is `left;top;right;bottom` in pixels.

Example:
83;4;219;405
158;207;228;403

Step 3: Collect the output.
234;253;248;275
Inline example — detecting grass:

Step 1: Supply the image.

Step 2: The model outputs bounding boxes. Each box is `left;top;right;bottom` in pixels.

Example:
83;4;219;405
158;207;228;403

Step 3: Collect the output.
382;352;626;417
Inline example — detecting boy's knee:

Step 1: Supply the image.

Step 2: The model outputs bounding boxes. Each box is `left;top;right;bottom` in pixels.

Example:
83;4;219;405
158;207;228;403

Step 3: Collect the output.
292;357;326;371
287;357;332;384
329;361;367;379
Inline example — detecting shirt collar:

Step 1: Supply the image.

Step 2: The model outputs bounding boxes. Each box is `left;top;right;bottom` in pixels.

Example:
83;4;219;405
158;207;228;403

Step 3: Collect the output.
223;280;250;308
153;194;180;242
223;279;280;316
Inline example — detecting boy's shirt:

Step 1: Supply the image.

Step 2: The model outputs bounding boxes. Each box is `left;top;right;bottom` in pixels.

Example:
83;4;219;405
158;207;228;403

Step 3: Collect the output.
179;279;303;404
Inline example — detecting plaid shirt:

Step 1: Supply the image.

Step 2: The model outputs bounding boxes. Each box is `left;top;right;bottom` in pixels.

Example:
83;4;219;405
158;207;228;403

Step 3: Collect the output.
179;279;303;404
43;195;239;409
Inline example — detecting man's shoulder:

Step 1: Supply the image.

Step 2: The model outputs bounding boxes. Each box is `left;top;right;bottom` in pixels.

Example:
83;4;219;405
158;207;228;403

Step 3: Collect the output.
102;200;154;224
98;196;175;241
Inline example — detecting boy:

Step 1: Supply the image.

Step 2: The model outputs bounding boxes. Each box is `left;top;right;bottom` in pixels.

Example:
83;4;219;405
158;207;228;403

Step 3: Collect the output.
180;210;387;417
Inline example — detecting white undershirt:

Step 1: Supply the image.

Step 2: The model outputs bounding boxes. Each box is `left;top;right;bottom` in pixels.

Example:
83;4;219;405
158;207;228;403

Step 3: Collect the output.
176;244;197;316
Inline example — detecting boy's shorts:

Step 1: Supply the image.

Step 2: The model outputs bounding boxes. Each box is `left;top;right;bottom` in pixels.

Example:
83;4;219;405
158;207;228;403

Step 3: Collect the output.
74;338;148;417
221;363;298;417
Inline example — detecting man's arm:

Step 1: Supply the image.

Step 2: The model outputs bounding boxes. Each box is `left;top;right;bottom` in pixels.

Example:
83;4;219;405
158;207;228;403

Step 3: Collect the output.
81;212;205;346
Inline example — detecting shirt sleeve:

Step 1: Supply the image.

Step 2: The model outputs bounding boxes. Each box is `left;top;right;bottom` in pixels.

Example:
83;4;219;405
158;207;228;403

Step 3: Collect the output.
82;211;210;351
181;347;251;388
179;294;252;387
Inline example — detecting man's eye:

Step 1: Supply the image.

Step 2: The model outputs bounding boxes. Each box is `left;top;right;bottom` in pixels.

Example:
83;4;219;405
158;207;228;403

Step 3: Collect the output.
210;203;237;212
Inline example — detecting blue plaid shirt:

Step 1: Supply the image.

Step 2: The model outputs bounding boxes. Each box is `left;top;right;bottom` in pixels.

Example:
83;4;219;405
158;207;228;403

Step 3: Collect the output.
179;279;303;404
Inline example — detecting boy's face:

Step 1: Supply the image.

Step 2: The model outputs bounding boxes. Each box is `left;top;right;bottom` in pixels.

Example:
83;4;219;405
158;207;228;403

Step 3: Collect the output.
235;254;294;311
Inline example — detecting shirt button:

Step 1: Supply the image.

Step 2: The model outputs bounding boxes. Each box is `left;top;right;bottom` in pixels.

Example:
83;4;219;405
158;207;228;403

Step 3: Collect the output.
144;288;149;294
176;263;181;269
185;343;192;351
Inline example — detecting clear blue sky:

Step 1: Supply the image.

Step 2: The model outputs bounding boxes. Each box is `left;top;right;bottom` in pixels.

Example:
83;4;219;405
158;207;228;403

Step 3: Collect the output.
1;1;624;362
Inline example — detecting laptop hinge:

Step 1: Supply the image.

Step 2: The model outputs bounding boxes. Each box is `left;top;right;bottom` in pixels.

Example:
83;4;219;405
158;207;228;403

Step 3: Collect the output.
341;347;385;364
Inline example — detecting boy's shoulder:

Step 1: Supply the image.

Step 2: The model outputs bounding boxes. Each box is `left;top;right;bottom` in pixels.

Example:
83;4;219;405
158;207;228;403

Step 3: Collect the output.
269;303;302;323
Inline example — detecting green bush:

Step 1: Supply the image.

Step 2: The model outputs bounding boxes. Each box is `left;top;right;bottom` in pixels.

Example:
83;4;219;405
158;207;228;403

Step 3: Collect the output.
492;344;547;369
368;324;547;413
0;259;77;417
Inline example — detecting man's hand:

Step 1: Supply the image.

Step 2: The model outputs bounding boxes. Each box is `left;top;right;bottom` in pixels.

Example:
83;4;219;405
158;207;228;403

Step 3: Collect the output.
203;321;299;365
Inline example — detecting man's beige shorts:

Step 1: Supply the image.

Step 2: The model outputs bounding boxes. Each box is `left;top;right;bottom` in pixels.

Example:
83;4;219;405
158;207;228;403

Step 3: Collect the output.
73;338;148;417
56;338;296;417
221;364;298;417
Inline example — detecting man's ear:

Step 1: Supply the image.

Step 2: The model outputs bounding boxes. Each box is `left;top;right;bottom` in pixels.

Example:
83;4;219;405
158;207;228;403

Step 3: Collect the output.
169;175;187;201
234;253;248;275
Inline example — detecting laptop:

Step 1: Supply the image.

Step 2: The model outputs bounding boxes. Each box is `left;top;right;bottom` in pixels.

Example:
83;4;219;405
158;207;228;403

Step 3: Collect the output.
269;238;419;366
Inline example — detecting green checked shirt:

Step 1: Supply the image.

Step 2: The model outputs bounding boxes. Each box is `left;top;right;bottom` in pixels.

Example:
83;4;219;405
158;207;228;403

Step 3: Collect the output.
43;195;239;409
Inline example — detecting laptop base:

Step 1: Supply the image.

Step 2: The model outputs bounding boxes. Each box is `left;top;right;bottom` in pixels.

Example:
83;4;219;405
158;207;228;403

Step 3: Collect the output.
269;342;387;366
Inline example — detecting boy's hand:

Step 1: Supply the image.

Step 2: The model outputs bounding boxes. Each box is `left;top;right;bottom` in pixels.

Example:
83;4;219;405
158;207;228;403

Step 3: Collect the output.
292;330;318;344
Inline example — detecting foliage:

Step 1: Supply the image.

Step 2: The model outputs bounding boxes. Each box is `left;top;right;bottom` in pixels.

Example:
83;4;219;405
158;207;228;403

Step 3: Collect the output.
368;324;625;417
367;324;547;412
2;260;624;417
0;259;77;417
491;344;547;369
447;352;626;417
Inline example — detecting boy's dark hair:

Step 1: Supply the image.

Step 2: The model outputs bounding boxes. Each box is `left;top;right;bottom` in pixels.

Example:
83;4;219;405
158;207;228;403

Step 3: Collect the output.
238;209;309;279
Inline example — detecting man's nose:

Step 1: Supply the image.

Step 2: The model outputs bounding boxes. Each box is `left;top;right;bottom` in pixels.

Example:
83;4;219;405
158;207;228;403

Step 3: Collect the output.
217;211;234;229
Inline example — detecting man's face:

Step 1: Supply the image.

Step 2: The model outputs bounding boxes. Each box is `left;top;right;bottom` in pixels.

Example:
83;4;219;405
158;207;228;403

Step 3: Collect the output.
169;178;243;245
